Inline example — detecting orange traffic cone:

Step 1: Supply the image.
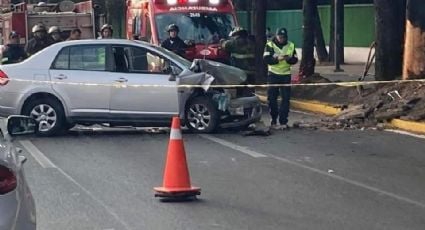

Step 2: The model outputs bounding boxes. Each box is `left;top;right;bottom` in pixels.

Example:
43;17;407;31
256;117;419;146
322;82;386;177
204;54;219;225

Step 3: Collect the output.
154;117;201;198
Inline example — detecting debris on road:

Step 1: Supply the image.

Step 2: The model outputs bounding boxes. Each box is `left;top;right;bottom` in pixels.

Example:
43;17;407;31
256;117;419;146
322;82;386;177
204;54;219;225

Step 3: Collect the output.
241;121;271;136
289;75;425;132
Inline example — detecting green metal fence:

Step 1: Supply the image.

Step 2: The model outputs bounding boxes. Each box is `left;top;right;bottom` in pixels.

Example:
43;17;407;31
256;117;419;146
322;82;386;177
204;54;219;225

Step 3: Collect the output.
237;4;375;47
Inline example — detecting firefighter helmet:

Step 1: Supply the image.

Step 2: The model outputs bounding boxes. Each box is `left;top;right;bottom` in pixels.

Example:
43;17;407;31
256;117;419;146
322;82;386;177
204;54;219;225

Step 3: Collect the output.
166;24;179;33
100;24;113;33
48;26;61;34
229;27;247;37
32;24;47;33
9;31;19;39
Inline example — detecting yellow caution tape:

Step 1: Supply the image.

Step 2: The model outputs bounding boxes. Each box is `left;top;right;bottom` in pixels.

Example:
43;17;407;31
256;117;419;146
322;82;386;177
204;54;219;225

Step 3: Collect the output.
8;78;425;88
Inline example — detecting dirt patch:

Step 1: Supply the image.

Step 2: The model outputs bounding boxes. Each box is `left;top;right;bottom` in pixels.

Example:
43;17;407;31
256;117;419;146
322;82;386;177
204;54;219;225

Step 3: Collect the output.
285;74;425;130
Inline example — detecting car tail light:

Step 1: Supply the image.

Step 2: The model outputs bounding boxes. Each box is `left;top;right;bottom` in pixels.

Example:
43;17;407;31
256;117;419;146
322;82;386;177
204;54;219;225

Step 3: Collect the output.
0;70;9;86
0;165;17;195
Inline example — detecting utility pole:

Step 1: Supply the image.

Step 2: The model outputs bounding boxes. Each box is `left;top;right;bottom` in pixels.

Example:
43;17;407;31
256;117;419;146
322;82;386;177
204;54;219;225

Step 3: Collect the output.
403;0;425;79
374;0;406;80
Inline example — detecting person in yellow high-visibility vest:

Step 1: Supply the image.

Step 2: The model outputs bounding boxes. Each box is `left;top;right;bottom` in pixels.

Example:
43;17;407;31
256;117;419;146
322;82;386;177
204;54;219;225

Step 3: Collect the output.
263;28;298;129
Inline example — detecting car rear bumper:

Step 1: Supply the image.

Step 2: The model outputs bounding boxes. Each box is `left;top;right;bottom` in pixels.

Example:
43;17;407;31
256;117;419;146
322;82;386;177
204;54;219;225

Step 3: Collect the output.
220;96;262;128
0;186;36;230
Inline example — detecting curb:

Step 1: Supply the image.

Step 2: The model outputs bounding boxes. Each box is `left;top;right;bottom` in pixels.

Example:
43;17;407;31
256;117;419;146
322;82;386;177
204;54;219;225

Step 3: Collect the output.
256;94;425;135
257;95;341;116
389;119;425;134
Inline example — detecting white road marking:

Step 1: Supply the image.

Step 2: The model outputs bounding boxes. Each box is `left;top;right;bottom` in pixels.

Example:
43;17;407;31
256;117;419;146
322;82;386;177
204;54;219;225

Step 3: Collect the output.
199;134;267;158
20;140;57;168
201;135;425;209
19;140;132;230
385;129;425;140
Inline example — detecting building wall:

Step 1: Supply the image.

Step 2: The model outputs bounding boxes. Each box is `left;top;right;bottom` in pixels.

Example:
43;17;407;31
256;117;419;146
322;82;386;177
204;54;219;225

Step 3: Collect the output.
237;4;375;48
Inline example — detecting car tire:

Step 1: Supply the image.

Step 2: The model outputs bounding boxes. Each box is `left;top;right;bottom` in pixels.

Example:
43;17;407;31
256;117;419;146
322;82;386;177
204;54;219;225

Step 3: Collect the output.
185;97;219;133
22;97;65;136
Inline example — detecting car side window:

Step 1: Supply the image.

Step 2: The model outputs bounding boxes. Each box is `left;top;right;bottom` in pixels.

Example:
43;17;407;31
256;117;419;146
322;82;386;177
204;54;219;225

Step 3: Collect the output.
69;46;106;71
113;46;173;74
52;47;69;69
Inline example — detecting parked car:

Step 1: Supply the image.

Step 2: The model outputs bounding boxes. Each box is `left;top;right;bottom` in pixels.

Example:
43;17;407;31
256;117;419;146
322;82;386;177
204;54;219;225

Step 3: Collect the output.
0;39;261;136
0;115;37;230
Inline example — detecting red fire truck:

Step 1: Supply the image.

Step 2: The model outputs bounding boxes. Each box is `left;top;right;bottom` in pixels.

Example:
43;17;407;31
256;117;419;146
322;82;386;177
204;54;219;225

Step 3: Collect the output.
126;0;238;63
0;0;105;45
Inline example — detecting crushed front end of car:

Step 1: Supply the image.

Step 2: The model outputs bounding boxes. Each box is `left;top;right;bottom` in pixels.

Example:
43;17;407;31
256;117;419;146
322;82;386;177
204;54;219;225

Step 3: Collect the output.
177;59;262;131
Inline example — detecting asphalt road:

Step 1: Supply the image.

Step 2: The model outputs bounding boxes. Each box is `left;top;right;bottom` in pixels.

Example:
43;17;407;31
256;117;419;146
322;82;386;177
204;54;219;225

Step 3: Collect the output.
17;112;425;230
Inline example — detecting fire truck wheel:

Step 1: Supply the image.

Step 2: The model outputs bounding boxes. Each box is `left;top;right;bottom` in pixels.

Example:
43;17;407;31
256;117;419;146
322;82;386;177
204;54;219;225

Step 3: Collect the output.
22;97;66;136
185;97;219;133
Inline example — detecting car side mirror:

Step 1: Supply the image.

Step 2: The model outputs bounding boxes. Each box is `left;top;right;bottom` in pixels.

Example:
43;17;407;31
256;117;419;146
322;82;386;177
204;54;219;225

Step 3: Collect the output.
6;116;37;137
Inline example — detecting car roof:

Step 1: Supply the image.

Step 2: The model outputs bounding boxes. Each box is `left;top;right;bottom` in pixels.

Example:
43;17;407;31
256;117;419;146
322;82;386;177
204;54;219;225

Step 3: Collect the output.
57;39;149;46
3;39;181;70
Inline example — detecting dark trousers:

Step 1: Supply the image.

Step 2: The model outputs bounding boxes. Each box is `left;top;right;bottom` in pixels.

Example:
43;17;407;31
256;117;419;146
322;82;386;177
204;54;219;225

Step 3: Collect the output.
267;73;291;125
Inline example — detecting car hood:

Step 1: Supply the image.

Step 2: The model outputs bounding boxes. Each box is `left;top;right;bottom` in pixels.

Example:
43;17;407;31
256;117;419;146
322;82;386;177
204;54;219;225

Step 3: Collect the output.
189;59;247;85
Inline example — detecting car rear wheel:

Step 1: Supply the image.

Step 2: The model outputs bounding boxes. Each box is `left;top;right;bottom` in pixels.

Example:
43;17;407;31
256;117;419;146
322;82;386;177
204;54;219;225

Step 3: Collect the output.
185;97;219;133
23;97;65;136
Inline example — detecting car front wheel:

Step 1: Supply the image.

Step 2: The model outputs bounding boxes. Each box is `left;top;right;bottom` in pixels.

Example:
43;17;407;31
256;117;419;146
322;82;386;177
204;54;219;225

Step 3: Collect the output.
185;97;219;133
23;97;65;136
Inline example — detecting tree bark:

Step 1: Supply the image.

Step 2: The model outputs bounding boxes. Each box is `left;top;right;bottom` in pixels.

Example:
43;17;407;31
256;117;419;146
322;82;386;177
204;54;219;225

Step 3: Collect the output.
329;0;335;62
375;0;406;80
336;0;344;64
253;0;267;83
403;0;425;79
313;4;329;63
300;0;316;77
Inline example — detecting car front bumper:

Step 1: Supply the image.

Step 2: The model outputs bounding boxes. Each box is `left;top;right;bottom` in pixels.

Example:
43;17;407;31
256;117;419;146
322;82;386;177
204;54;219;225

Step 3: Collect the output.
219;96;262;129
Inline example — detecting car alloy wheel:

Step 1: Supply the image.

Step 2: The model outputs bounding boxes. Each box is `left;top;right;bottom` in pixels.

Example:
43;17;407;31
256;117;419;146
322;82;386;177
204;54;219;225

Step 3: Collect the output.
185;97;218;133
188;104;211;131
30;104;57;132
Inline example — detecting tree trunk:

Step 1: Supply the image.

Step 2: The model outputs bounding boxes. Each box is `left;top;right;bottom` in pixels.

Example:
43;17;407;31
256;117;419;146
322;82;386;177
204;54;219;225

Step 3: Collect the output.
375;0;406;80
329;0;335;62
313;4;329;63
253;0;267;83
403;0;425;79
336;0;344;64
300;0;316;77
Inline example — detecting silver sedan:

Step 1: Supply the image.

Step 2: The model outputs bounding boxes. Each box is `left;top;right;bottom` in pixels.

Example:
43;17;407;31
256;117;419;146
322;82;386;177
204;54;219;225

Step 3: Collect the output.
0;116;37;229
0;39;261;136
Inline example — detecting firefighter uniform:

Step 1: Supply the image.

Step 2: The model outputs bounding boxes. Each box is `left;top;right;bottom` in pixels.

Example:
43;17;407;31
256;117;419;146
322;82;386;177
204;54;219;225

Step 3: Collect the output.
263;28;298;127
161;24;193;57
222;27;256;85
25;24;52;56
1;31;27;64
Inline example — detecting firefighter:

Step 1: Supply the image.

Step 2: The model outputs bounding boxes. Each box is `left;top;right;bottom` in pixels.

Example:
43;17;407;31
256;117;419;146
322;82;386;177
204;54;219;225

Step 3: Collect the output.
99;24;113;39
160;24;193;56
1;31;27;64
221;27;256;88
48;26;63;43
25;24;52;56
263;28;298;129
67;28;82;41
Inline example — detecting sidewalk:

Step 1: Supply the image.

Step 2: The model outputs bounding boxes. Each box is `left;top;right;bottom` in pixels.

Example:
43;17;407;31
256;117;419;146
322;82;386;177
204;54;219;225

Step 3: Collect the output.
292;62;375;82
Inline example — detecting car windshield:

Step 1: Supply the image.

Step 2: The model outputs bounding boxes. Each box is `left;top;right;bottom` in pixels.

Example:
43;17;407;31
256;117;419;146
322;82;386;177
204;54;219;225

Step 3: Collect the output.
155;13;235;44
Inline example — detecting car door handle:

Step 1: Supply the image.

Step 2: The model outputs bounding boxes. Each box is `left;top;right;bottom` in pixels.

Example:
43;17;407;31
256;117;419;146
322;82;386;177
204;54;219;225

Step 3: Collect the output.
54;74;67;80
115;78;128;83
